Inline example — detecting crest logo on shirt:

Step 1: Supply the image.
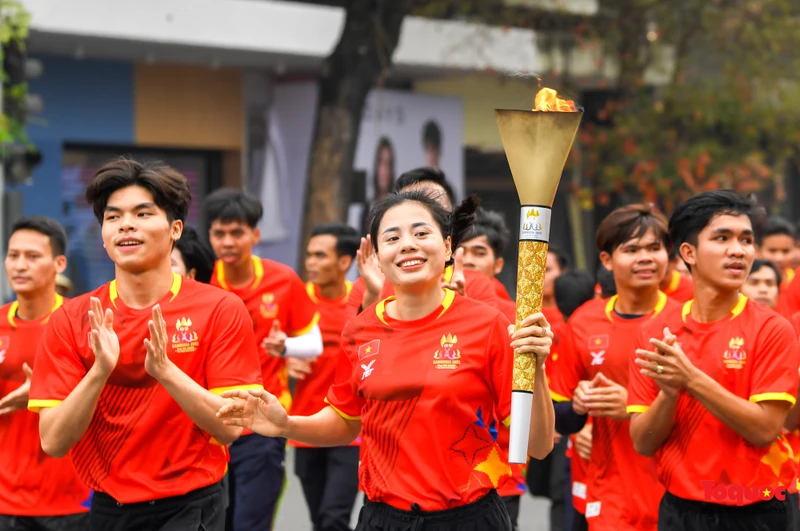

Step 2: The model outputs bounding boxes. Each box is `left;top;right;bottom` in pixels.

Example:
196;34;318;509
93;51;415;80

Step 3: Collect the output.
260;293;279;319
723;337;747;369
361;360;376;380
0;336;8;364
434;333;461;370
171;317;200;353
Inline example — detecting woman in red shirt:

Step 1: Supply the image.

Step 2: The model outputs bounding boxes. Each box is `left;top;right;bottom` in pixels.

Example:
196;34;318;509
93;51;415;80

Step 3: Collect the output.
218;190;556;531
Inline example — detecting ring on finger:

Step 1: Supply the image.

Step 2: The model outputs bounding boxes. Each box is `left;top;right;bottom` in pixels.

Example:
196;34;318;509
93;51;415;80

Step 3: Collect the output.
656;364;664;375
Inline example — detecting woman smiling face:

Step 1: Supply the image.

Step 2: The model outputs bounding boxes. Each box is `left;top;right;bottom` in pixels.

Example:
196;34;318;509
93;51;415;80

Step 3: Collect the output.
375;200;451;290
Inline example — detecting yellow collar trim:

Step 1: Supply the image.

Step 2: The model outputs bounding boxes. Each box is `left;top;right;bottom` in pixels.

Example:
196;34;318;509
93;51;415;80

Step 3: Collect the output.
666;270;681;293
682;293;747;323
215;256;264;291
605;291;667;322
375;288;456;326
7;293;64;328
305;280;353;304
109;272;182;308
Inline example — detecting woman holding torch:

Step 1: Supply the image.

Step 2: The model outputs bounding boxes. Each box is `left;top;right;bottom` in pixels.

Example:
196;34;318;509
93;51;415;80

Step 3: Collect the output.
218;190;555;530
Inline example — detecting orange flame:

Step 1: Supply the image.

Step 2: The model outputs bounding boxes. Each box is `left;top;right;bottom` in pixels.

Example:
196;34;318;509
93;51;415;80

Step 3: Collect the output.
533;87;578;112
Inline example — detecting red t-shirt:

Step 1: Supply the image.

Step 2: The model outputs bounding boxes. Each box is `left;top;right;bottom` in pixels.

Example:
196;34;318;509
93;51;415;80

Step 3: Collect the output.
662;271;694;303
290;282;358;448
211;256;319;411
778;268;800;318
492;277;512;301
0;295;90;516
567;426;591;515
327;291;514;511
550;293;673;530
346;266;501;319
28;274;263;504
543;306;565;330
627;295;800;504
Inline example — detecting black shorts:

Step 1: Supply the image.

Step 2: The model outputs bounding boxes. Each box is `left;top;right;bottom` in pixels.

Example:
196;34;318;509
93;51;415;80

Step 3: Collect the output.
89;481;224;531
658;491;789;531
355;490;512;531
0;513;88;531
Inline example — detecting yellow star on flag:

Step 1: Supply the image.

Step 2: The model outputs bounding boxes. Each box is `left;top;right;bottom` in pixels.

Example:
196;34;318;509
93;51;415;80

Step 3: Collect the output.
474;447;510;488
366;346;371;353
763;488;772;498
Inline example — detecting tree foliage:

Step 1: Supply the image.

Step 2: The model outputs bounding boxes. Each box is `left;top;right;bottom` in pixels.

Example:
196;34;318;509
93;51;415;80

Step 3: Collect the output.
416;0;800;213
572;0;800;213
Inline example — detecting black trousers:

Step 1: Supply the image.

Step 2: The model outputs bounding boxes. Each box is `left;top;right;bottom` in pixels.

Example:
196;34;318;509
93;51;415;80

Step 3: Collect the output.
658;491;789;531
294;446;360;531
789;493;800;531
354;490;511;531
501;496;520;531
526;435;568;531
88;481;224;531
0;514;88;531
226;433;286;531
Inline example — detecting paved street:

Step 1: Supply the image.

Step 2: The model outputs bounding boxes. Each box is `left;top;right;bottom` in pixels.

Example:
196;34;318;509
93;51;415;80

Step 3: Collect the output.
274;447;552;530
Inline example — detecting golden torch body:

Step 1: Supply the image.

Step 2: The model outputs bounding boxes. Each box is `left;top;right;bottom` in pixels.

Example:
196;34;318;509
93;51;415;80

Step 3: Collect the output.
495;96;583;464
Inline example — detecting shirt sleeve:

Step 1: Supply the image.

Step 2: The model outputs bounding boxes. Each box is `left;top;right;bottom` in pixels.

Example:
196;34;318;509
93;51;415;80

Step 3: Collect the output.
287;272;320;337
749;315;800;405
325;327;364;420
346;277;367;319
464;270;502;308
549;323;585;403
486;312;514;425
28;308;87;412
206;294;264;395
626;325;660;414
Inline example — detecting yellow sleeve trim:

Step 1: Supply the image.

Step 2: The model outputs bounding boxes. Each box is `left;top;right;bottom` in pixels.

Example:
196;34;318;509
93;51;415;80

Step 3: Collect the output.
750;392;797;406
278;390;292;412
502;415;511;428
209;384;264;396
290;312;320;338
550;391;571;403
626;405;650;414
27;399;62;413
324;398;361;421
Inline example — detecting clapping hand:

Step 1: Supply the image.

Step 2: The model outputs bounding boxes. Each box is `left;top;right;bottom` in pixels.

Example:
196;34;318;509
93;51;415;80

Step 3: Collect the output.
217;388;289;437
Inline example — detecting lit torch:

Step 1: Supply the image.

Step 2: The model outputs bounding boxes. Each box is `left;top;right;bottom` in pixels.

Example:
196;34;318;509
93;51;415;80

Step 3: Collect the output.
495;88;583;464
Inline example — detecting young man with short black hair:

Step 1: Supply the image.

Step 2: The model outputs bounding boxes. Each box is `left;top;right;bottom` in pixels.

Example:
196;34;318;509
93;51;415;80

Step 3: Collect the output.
551;204;677;531
629;190;799;531
0;216;90;530
28;160;263;531
289;222;361;531
205;187;322;531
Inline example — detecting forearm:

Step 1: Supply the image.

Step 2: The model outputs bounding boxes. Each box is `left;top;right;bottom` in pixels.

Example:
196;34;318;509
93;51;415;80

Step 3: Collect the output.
158;364;244;445
687;370;785;447
528;368;556;459
284;326;323;360
785;393;800;431
39;366;108;458
629;391;677;456
285;406;361;447
554;400;587;435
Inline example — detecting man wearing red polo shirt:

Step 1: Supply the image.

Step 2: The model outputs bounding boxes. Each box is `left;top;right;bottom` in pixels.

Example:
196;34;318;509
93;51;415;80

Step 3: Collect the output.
629;190;799;531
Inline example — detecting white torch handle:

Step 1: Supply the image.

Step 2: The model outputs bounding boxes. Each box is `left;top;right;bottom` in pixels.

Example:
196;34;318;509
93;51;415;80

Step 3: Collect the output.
509;391;533;464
